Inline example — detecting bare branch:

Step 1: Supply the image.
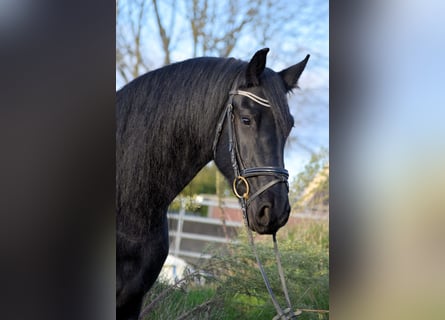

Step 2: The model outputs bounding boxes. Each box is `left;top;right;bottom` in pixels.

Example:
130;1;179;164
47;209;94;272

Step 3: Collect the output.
152;0;172;65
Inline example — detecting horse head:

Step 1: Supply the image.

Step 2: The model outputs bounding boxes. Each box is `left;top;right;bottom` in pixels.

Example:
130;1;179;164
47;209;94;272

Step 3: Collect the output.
214;48;309;234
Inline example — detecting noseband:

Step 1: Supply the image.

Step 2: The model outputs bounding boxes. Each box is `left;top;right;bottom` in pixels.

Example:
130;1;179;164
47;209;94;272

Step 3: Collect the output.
212;89;289;206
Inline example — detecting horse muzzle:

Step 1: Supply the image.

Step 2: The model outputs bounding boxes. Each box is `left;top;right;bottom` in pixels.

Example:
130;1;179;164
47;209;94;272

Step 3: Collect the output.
233;166;290;234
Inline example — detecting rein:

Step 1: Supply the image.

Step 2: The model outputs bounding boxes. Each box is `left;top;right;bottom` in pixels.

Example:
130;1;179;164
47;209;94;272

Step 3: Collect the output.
213;90;299;319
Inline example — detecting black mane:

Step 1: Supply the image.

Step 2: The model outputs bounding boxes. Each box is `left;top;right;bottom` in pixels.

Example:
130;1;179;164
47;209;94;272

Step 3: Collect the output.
117;57;244;234
117;57;245;160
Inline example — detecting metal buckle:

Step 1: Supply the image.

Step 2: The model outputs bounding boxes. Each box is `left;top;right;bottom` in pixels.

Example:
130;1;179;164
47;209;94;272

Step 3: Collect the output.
232;176;250;200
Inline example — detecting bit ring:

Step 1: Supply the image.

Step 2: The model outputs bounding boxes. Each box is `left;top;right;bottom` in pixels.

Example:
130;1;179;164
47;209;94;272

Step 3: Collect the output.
233;176;250;199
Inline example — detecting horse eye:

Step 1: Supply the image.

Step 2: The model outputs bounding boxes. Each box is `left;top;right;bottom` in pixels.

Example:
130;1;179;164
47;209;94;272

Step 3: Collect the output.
241;116;251;125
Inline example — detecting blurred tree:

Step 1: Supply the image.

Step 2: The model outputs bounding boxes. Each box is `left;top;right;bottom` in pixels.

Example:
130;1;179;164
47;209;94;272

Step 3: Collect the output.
289;147;329;213
169;163;231;215
185;0;262;57
180;163;229;196
116;0;327;83
116;0;152;83
151;0;177;65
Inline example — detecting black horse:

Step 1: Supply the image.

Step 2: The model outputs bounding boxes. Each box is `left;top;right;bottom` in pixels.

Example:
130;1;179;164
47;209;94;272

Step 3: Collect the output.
116;48;309;320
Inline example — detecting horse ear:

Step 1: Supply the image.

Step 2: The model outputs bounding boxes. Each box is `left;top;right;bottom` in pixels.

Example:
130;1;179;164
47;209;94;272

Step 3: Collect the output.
279;54;310;91
245;48;270;87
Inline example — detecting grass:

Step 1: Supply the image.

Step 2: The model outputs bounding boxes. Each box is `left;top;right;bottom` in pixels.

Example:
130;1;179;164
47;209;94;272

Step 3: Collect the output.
141;219;329;319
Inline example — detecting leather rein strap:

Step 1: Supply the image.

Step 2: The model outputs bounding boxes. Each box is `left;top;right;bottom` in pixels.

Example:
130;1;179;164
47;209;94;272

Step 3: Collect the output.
212;90;300;319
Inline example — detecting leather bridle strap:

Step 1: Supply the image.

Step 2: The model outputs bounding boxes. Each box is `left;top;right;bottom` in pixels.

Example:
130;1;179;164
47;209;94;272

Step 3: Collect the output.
240;166;289;206
246;179;284;206
229;90;271;107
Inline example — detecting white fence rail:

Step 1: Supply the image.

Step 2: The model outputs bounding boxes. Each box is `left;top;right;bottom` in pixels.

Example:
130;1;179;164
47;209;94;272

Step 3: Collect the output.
167;208;243;261
166;196;328;263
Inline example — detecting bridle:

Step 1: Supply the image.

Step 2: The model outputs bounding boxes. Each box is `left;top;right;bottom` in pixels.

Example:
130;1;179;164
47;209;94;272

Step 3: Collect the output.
212;89;289;209
212;89;300;319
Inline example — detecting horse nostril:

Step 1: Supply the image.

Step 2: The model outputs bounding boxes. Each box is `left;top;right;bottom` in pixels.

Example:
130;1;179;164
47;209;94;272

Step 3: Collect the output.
258;204;271;225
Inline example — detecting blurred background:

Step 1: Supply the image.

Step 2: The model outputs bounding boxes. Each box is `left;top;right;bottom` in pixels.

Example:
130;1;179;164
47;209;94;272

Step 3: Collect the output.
330;1;445;319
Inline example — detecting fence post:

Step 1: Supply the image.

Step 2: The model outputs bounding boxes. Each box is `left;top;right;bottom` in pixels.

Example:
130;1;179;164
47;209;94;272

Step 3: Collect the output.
173;198;185;257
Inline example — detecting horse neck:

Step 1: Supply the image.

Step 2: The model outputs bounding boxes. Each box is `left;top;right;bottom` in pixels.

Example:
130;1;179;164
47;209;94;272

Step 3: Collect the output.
116;99;219;236
145;97;225;207
117;60;240;232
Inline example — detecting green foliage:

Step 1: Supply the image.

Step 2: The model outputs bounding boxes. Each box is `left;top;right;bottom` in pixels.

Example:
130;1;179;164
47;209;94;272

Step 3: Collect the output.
142;283;219;320
142;220;329;319
171;162;232;215
181;163;218;196
179;162;232;198
169;196;207;216
289;148;329;212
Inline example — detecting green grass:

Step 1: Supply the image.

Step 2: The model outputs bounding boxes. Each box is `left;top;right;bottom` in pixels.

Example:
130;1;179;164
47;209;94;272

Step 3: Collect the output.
141;219;329;319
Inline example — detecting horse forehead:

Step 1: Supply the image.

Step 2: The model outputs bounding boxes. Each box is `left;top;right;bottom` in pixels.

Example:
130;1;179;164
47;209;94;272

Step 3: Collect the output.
243;86;288;119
